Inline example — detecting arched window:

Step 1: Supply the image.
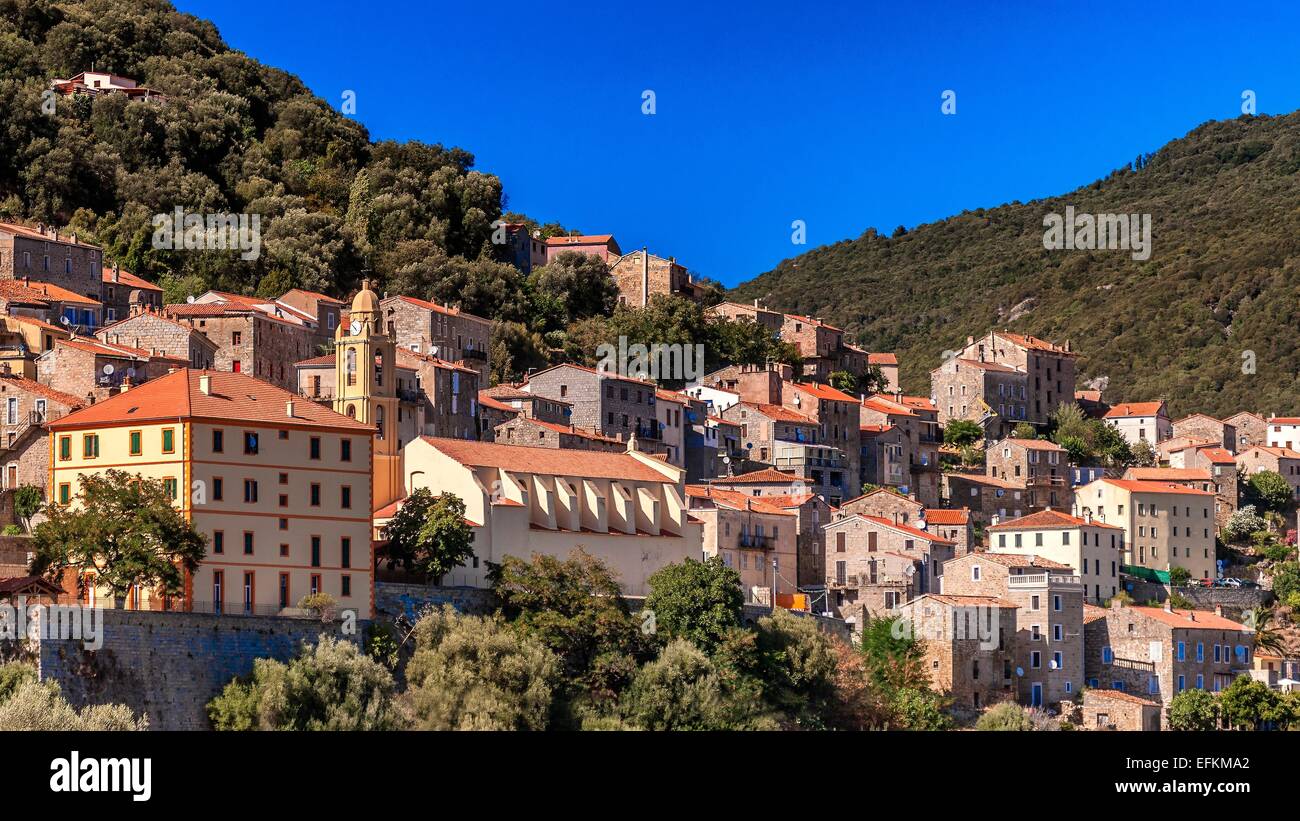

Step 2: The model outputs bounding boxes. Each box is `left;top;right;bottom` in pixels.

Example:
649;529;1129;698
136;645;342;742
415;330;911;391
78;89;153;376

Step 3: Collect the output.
345;348;357;387
376;406;385;440
346;404;356;418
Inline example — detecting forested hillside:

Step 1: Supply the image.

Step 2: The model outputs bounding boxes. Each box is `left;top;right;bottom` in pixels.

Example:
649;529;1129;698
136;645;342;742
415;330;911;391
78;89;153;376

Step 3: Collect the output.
732;113;1300;418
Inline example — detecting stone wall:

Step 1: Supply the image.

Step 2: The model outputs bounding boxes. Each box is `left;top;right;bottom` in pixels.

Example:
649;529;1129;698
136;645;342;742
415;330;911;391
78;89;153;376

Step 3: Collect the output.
372;582;498;621
36;609;362;730
1125;579;1271;616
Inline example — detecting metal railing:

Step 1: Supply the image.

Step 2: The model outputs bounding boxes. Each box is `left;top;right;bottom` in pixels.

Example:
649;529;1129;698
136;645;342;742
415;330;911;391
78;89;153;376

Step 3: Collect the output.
739;534;776;550
1006;573;1081;587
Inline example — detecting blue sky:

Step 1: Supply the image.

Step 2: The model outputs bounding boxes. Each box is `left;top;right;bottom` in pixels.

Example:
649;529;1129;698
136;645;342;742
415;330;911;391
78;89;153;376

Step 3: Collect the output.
177;0;1300;286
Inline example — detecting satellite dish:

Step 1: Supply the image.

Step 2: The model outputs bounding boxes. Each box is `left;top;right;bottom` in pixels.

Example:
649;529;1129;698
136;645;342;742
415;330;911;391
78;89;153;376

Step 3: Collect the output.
916;517;927;531
745;442;753;449
431;346;440;357
186;295;196;304
1048;659;1059;670
721;456;731;464
904;564;916;577
59;316;71;326
1015;667;1025;677
102;364;115;376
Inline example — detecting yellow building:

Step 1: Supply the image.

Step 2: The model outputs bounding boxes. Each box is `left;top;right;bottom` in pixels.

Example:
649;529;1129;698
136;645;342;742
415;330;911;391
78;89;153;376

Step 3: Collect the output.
381;436;703;595
334;279;401;510
1072;478;1216;582
48;368;376;617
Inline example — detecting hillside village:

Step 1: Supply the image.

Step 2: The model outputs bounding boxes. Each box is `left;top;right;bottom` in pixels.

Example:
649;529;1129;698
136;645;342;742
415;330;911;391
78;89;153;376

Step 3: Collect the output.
2;186;1299;730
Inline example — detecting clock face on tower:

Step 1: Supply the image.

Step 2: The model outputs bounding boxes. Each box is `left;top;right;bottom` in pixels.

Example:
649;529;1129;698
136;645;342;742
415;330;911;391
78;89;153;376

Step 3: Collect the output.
349;319;362;335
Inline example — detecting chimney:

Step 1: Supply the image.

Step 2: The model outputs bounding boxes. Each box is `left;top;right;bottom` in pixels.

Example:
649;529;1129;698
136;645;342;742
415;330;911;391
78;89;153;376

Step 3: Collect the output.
1163;600;1173;613
991;514;1000;527
286;400;295;418
119;375;132;393
198;374;211;395
1111;597;1122;610
1215;604;1224;618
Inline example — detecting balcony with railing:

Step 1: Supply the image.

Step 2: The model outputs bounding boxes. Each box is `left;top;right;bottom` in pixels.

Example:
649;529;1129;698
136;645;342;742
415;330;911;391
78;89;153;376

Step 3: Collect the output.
1006;572;1082;588
829;572;911;589
739;534;776;550
461;348;487;362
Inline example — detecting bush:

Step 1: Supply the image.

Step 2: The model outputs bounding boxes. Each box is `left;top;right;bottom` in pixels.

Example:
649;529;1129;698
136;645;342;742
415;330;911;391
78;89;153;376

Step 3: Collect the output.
1;525;22;536
296;592;338;621
644;556;743;653
1169;566;1191;587
208;636;398;730
620;639;777;730
0;662;36;703
1223;506;1267;543
0;680;147;730
1168;689;1219;730
1104;590;1134;607
400;605;560;731
1168;591;1194;609
1273;562;1300;601
976;701;1035;730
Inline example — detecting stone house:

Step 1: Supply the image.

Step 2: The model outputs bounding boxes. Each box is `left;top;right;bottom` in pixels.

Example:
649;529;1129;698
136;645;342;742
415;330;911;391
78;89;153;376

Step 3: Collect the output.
0;374;84;491
933;331;1077;433
708;467;806;498
36;337;188;404
1236;445;1300;506
986;437;1069;510
943;551;1084;708
759;490;833;589
96;307;218;369
380;294;491;385
100;264;162;325
708;300;784;336
165;301;315;391
930;356;1027;440
1081;689;1162;731
278;288;345;348
0;222;103;302
607;249;701;307
859;423;909;490
861;393;941;505
867;352;899;393
543;234;621;264
494;415;624;453
1224;411;1267;453
895;593;1019;712
720;400;848;502
685;485;800;604
1083;602;1252;722
0;278;103;332
943;472;1028;530
823;512;955;619
839;486;924;525
1171;413;1235;451
924;508;975;556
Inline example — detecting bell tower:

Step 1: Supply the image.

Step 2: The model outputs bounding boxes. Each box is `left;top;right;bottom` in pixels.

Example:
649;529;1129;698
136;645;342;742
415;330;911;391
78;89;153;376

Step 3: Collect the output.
335;279;401;507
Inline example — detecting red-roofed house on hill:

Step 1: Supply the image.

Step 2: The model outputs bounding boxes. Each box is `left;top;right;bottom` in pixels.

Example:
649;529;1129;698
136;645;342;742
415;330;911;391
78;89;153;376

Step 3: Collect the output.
165;295;315;391
1171;413;1235;451
686;485;798;604
277;289;345;347
397;436;702;596
1073;478;1216;582
987;509;1125;603
37;336;190;403
50;71;166;103
720;400;849;502
0;222;104;302
822;513;956;629
96;308;218;371
934;331;1077;434
48;369;376;617
543;234;621;264
1105;401;1172;446
1225;411;1266;452
379;294;491;384
986;437;1068;510
1084;602;1252;722
895;593;1019;712
1236;446;1300;524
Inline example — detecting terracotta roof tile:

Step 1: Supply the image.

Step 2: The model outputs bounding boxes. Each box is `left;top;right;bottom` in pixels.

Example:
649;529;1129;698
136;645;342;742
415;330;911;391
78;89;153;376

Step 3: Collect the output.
972;552;1073;570
0;373;85;408
922;508;971;525
685;485;796;516
1100;478;1214;496
712;467;801;485
418;436;673;483
989;508;1123;531
1105;402;1166;419
101;266;162;291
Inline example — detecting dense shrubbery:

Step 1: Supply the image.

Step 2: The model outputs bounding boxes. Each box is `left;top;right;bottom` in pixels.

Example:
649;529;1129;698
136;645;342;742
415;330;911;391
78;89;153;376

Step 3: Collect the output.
0;662;147;730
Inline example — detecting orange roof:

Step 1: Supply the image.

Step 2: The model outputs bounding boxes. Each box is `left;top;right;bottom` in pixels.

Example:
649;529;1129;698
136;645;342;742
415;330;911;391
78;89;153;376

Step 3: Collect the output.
685;485;796;516
989;508;1122;531
0;279;100;306
922;508;970;526
97;309;218;343
393;348;478;375
518;417;621;444
867;352;897;366
1105;402;1166;419
840;486;920;508
545;234;615;246
0;221;99;248
1198;447;1236;464
860;423;897;435
714;467;801;485
484;385;535;401
526;362;657;389
787;381;855;402
998;437;1065;451
281;288;343;305
386;294;479;320
1083;604;1108;624
1127;605;1250;632
1270;417;1300;425
784;313;843;332
971;552;1073;570
418;436;673;483
1075;389;1102;402
477;393;516;413
1099;478;1214;496
827;513;955;546
762;492;820;508
0;373;84;408
48;369;374;431
1240;445;1300;460
995;332;1075;355
861;394;916;417
654;389;687;405
1125;467;1213;482
739;401;815;424
4;314;68;334
101;266;161;291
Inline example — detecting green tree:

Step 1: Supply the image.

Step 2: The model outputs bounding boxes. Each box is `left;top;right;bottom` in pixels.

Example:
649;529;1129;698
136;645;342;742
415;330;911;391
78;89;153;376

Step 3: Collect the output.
828;370;857;393
0;662;36;704
1011;422;1037;439
750;608;841;727
490;549;649;700
525;251;618;332
1223;505;1267;542
380;488;475;583
1088;419;1132;467
1245;607;1287;657
29;470;205;603
1168;688;1220;730
208;636;398;731
620;639;776;730
1219;675;1279;730
1272;561;1300;600
892;687;955;730
645;556;743;653
1249;470;1294;515
1130;439;1158;467
1168;566;1191;587
859;364;890;395
401;605;561;730
13;485;42;532
944;419;983;447
0;680;147;731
